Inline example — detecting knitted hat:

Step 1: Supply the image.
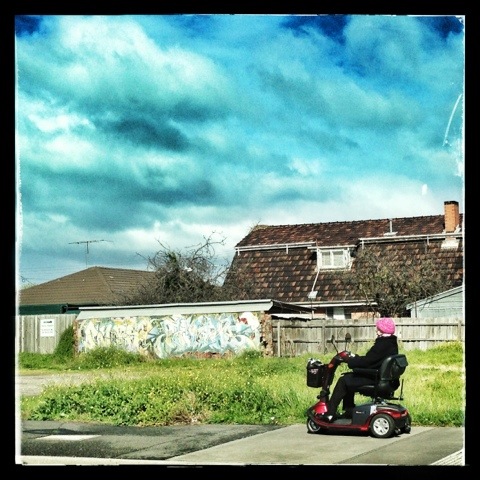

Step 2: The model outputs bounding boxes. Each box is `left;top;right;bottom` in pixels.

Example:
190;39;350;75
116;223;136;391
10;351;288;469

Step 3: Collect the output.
376;317;396;335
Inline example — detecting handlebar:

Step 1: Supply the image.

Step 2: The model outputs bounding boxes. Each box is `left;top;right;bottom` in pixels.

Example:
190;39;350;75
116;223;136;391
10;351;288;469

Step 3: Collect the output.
335;350;356;363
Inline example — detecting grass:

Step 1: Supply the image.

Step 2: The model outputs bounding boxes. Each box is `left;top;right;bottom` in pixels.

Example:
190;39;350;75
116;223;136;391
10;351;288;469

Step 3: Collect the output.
18;342;465;428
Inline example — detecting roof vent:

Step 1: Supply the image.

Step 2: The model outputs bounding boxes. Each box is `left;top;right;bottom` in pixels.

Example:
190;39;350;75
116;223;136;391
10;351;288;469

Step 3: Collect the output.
441;238;459;250
384;219;397;237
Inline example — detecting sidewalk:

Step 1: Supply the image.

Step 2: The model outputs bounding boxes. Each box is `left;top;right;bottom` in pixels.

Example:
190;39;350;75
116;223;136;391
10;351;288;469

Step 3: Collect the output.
18;421;466;466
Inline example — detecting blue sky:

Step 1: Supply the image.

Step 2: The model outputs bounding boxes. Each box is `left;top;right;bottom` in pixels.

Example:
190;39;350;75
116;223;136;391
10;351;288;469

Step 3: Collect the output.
15;14;465;286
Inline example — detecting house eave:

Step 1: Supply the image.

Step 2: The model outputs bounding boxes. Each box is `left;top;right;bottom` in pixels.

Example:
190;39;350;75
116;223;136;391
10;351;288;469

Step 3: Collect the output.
295;300;373;309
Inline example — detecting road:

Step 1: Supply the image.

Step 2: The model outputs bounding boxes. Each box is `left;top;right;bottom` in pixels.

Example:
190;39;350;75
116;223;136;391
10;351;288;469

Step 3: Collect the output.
15;373;468;467
17;420;466;467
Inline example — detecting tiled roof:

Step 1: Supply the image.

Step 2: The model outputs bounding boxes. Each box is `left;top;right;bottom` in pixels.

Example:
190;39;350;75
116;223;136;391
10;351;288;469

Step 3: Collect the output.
230;213;464;306
236;215;453;247
18;266;154;307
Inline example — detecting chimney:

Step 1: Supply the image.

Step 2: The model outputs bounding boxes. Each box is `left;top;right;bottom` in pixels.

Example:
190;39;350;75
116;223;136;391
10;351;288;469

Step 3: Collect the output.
444;200;460;233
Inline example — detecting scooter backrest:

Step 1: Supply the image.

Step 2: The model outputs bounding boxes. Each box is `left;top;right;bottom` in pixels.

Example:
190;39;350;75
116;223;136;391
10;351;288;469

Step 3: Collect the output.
379;354;408;381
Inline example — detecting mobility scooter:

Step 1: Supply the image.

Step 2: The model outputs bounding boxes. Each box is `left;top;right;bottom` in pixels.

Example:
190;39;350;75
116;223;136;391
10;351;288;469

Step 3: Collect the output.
305;334;412;439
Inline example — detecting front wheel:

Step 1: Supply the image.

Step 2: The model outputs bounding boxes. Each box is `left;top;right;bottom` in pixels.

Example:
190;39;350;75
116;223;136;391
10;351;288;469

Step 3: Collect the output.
370;413;396;438
307;418;322;434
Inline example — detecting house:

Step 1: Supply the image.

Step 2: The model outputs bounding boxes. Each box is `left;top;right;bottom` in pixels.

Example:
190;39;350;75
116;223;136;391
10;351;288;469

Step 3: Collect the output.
227;200;464;319
17;266;154;315
406;285;464;318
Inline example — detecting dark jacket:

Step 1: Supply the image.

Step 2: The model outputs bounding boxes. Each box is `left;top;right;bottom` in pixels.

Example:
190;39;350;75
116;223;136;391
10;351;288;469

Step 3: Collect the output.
346;335;398;371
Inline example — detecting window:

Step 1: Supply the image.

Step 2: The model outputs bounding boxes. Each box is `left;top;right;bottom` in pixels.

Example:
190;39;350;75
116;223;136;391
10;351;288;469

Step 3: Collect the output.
316;248;352;270
326;307;351;320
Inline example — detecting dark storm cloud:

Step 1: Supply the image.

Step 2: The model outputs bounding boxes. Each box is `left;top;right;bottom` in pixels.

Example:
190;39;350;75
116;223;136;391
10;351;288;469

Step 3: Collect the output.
105;117;190;151
15;15;44;36
417;16;464;39
282;14;349;43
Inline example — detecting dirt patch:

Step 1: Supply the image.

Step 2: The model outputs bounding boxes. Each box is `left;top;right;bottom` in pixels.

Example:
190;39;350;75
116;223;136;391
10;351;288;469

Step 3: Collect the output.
16;372;134;397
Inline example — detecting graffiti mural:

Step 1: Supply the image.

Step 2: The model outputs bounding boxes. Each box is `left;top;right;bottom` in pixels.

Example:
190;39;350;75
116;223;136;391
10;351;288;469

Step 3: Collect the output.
77;311;261;358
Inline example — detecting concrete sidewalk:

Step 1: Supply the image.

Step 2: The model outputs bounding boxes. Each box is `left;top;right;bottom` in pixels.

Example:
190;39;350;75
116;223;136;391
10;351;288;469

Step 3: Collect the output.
18;421;466;466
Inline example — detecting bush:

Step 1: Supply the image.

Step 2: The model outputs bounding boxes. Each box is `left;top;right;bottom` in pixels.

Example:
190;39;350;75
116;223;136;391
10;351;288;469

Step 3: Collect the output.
76;346;147;369
54;325;75;359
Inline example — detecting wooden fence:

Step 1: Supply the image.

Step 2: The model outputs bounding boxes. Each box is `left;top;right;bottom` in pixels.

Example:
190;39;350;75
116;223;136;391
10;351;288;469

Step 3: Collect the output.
272;316;465;356
15;314;464;356
16;314;76;355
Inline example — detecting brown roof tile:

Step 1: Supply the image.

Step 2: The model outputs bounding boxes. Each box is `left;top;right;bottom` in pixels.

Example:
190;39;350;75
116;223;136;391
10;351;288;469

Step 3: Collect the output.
18;266;154;307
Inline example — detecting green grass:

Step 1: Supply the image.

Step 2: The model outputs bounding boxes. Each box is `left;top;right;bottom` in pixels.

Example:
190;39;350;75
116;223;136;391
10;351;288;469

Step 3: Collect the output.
18;342;465;428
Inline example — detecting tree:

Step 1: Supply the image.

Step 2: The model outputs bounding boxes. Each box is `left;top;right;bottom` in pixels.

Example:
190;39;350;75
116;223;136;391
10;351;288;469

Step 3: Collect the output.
119;233;258;305
344;247;449;317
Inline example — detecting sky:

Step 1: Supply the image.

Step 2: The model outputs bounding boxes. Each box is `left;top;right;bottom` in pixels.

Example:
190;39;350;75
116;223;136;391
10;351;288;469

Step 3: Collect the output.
14;14;465;287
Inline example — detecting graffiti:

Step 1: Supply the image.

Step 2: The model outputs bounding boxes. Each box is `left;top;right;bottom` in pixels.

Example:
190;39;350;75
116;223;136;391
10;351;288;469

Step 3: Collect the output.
77;311;261;358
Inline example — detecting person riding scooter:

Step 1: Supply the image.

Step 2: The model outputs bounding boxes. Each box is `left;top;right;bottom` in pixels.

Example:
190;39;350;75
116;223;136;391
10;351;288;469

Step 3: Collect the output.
321;317;398;422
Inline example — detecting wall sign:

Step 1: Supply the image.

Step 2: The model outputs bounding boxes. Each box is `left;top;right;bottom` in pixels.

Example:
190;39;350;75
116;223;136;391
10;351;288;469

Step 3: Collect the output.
40;318;55;337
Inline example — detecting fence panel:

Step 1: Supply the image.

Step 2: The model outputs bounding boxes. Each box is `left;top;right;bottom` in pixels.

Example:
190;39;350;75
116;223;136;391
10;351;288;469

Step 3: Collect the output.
16;315;76;354
272;317;465;356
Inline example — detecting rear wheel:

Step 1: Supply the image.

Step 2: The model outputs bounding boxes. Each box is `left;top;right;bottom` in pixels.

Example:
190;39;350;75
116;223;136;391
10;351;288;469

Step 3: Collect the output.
370;413;396;438
307;418;322;434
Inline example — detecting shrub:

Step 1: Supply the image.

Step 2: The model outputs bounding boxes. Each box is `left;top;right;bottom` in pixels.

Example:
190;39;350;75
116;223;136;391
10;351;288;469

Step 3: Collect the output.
76;346;147;369
54;325;75;359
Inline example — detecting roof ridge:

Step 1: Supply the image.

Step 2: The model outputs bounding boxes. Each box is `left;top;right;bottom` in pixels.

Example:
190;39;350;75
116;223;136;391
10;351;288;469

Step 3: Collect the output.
259;213;446;229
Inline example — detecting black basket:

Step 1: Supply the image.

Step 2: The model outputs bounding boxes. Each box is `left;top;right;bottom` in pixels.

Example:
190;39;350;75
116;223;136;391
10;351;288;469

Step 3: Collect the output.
306;359;327;388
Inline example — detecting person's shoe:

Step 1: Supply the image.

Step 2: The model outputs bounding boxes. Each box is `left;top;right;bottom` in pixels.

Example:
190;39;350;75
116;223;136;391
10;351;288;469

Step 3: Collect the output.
318;413;335;422
340;408;353;419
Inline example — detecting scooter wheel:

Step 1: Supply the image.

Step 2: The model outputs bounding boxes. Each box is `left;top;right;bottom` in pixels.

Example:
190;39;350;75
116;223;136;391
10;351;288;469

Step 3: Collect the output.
306;418;322;434
370;413;396;439
402;414;412;434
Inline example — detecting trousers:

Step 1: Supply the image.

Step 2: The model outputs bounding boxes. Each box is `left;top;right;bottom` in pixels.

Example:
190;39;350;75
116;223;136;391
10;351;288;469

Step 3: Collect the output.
327;372;373;414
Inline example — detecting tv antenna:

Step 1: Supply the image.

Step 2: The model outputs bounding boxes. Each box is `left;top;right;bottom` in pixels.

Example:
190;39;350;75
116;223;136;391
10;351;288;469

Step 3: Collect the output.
69;239;112;267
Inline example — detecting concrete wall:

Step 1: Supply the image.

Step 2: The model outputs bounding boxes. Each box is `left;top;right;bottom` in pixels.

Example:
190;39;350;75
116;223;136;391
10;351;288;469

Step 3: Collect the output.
75;310;271;358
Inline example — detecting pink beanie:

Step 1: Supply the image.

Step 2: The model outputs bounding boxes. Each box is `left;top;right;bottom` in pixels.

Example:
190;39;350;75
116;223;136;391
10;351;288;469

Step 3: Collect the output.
376;317;396;335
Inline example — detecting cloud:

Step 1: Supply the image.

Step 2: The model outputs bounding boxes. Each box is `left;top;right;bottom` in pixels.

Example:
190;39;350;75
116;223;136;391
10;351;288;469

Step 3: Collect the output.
15;14;465;285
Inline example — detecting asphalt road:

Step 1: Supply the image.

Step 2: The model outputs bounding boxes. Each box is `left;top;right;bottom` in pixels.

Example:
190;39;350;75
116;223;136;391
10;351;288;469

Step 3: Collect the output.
15;373;468;468
17;420;466;467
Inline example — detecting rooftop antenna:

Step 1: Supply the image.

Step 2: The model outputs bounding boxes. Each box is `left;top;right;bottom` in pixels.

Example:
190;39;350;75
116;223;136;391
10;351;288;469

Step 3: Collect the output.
69;239;112;267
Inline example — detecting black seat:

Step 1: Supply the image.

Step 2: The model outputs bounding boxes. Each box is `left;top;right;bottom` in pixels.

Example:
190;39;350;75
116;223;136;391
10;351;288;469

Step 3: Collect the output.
354;354;408;401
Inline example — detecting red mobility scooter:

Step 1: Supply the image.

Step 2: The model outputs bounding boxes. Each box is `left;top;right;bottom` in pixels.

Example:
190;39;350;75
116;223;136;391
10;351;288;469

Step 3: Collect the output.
306;334;412;439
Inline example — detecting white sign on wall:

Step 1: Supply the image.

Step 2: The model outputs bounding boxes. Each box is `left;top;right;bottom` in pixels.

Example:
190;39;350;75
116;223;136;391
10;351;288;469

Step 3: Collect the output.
40;318;55;337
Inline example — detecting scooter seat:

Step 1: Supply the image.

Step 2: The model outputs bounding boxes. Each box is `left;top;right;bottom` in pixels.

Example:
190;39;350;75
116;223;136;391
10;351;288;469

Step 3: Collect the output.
355;354;407;400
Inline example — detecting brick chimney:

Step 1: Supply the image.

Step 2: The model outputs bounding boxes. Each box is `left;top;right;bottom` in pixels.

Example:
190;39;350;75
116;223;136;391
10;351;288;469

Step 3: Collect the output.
444;200;460;233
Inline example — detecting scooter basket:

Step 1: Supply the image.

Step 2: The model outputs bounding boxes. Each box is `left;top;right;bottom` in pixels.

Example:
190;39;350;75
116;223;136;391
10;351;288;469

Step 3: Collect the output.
306;359;327;388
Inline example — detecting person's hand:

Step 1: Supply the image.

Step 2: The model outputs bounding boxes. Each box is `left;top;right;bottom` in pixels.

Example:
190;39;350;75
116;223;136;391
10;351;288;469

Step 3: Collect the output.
338;350;351;360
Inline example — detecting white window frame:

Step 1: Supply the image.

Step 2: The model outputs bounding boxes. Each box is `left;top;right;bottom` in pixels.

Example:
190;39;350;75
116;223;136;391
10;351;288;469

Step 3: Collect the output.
316;248;352;270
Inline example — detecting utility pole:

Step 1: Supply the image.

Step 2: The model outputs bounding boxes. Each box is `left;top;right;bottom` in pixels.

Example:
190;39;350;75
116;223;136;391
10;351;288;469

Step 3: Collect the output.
69;239;112;267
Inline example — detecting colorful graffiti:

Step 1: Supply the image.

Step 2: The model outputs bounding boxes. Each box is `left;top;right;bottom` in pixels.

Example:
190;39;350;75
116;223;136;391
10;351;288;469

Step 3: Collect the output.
77;311;261;358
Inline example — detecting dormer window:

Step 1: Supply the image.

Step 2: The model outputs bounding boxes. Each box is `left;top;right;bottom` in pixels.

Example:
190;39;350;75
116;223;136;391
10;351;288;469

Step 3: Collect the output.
316;248;352;270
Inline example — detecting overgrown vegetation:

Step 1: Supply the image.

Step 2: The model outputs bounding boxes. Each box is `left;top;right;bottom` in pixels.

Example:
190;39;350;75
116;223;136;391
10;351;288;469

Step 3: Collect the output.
19;342;465;428
118;234;259;305
344;247;449;317
54;324;75;359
